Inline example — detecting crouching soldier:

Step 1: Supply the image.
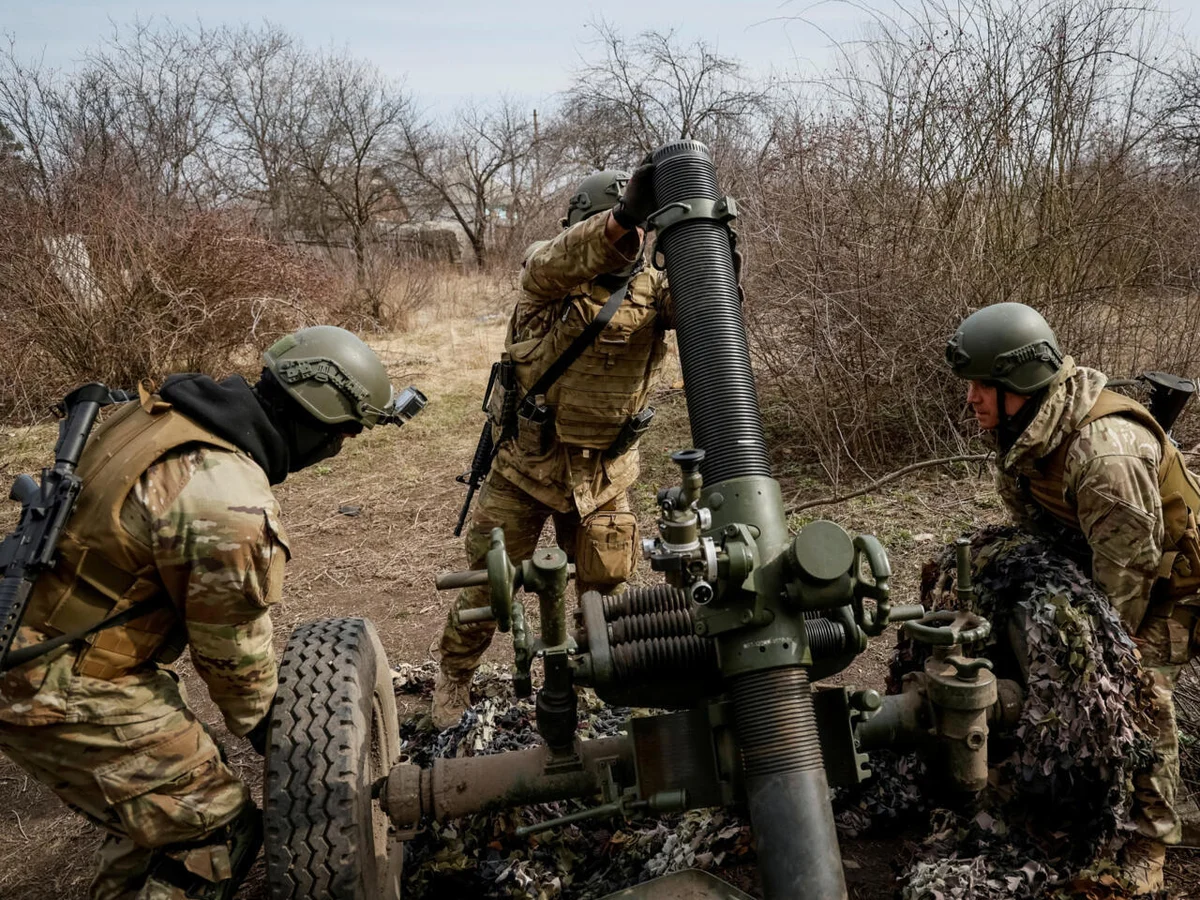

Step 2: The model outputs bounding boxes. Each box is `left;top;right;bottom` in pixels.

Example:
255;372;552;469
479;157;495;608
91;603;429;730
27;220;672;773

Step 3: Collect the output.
0;326;409;899
946;303;1200;895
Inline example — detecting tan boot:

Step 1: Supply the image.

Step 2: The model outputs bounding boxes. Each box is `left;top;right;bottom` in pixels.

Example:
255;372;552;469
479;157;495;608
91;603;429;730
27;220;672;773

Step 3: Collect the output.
431;668;472;730
1121;836;1166;895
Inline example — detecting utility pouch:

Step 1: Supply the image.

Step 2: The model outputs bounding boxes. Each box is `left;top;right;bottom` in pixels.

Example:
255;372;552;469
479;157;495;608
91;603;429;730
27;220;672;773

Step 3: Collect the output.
516;398;555;456
575;509;639;588
1161;492;1200;605
485;358;518;438
603;407;656;460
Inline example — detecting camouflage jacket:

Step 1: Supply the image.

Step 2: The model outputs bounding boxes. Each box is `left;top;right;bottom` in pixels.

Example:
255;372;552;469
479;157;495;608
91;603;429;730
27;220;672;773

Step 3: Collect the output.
995;358;1164;631
494;213;673;517
0;446;288;734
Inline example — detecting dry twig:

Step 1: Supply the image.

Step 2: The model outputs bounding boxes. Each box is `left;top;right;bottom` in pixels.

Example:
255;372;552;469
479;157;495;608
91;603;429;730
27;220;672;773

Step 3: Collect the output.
787;454;990;513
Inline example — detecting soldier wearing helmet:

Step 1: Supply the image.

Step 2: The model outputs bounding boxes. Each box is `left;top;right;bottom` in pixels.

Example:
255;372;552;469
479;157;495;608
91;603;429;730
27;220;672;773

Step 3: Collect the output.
0;326;417;900
946;302;1200;895
431;163;672;728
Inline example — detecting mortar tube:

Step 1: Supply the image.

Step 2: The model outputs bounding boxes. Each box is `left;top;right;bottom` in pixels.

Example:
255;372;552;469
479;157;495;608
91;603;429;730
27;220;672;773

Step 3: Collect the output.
652;139;847;900
383;735;633;827
732;666;847;900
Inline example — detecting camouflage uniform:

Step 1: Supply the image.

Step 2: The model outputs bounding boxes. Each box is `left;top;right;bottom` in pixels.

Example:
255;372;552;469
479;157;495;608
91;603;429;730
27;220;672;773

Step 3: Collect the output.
993;357;1199;845
0;396;287;899
438;211;672;677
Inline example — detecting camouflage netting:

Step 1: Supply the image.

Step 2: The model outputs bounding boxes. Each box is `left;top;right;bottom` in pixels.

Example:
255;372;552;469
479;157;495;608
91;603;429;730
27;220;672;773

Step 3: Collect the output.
1179;658;1200;810
392;662;759;899
854;526;1160;899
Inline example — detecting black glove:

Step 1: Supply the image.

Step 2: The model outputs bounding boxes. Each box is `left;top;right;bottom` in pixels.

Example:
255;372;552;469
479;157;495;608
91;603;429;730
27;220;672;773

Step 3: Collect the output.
611;160;657;230
245;715;270;756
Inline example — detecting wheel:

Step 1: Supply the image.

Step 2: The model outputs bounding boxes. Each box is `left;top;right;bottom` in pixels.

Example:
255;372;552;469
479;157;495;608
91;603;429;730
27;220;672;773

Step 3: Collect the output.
264;617;403;900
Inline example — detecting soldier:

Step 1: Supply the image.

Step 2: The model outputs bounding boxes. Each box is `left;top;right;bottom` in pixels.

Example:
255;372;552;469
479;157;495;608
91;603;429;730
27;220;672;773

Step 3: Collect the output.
431;164;671;728
0;326;406;900
945;302;1200;894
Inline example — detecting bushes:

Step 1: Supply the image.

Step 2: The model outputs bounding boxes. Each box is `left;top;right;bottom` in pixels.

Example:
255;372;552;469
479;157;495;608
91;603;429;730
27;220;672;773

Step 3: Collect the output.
0;187;337;421
737;0;1200;479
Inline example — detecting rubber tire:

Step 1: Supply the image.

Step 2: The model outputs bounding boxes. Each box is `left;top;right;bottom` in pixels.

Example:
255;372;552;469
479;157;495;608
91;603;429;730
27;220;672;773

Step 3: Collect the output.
264;617;402;900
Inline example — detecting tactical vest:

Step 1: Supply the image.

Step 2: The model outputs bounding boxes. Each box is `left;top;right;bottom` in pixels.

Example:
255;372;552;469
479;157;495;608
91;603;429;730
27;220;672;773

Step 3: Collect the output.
1025;389;1200;603
509;269;667;451
23;389;243;679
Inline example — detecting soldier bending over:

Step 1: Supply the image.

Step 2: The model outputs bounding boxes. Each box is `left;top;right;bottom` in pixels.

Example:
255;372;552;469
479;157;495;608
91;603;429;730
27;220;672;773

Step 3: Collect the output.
0;326;405;899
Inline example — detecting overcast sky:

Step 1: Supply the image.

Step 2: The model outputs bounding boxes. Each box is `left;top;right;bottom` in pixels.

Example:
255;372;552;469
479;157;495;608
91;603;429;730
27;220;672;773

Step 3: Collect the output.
3;1;907;110
4;1;1199;114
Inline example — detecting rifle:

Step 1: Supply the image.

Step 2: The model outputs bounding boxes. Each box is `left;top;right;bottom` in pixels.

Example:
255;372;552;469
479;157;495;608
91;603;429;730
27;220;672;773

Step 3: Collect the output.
0;384;133;670
454;362;513;537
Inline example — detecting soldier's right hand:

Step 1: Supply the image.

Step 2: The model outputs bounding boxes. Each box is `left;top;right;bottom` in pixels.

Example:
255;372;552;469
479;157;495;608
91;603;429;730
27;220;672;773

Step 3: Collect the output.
611;160;658;230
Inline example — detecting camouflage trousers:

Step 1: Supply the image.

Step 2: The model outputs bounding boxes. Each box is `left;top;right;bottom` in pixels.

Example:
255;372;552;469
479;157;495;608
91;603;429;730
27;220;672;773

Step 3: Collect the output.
0;699;250;899
438;471;637;677
1130;606;1196;845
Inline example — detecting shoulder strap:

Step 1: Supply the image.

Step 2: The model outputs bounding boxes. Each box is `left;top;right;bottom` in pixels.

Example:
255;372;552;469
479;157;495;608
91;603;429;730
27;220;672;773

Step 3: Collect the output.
1079;389;1165;438
519;270;637;414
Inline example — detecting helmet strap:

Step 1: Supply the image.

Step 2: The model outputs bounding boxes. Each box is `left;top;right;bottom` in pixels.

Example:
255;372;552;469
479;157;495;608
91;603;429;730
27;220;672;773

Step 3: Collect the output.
995;384;1046;453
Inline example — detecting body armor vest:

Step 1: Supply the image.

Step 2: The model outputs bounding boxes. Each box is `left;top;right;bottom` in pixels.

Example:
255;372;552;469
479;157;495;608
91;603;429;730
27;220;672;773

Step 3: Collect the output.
1025;389;1200;602
509;269;667;450
23;391;241;679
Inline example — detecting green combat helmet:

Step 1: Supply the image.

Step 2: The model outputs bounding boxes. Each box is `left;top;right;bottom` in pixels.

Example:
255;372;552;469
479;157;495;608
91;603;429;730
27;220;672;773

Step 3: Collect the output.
945;302;1063;394
563;170;631;227
263;325;415;427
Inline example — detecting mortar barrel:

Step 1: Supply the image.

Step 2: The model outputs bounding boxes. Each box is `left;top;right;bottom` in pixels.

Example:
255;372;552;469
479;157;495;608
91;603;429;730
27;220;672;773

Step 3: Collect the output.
652;140;771;487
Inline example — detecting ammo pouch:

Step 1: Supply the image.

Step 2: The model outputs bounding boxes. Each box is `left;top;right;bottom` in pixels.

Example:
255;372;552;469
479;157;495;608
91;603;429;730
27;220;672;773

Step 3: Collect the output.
575;509;638;588
516;398;555;456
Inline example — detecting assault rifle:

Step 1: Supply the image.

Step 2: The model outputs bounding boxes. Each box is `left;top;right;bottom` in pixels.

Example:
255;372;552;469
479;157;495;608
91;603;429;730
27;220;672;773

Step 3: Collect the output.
454;361;516;536
0;384;133;671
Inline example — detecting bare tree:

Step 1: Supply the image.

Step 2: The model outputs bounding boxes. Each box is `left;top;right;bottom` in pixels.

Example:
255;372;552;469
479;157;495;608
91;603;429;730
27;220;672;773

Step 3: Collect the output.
398;97;538;267
206;24;313;235
85;19;221;206
563;21;770;157
291;50;412;287
0;22;221;213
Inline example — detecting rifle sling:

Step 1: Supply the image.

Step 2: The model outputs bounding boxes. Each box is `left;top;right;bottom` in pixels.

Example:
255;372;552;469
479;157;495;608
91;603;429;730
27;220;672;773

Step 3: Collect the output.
1;597;163;673
510;273;636;433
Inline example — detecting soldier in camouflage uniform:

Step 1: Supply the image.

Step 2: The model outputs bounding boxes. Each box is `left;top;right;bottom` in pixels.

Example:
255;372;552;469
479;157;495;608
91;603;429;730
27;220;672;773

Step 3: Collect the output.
946;302;1200;894
431;164;672;728
0;326;405;900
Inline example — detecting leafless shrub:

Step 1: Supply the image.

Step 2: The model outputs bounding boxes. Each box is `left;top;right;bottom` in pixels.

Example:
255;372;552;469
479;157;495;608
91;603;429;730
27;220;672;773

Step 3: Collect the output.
0;183;336;422
333;248;443;332
742;0;1200;479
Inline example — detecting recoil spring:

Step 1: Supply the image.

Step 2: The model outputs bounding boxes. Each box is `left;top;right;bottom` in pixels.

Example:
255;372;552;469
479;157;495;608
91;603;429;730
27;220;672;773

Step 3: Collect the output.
612;634;718;681
602;584;690;621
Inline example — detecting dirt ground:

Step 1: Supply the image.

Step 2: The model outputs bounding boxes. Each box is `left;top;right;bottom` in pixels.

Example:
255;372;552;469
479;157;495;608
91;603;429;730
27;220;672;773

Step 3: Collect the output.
1;289;1197;899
